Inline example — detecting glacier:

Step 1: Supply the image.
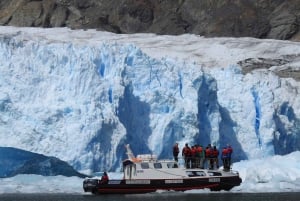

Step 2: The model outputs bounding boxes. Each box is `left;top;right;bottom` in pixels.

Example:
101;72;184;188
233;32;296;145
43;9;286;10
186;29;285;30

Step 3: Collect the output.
0;26;300;174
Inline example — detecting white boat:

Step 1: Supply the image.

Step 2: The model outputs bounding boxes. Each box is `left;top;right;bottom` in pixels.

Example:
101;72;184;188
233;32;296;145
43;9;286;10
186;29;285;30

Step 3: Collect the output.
83;144;242;194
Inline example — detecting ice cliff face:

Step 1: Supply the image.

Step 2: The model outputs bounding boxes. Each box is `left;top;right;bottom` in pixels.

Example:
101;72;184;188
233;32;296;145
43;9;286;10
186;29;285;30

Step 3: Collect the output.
0;27;300;173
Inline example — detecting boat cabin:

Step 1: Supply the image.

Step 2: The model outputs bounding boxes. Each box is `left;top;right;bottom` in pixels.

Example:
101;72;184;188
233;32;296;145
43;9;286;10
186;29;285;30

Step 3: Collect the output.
122;154;184;180
123;154;219;179
122;154;231;180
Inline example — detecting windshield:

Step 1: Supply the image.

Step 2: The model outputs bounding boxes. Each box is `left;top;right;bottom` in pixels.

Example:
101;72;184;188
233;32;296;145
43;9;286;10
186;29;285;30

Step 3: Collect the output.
92;172;104;177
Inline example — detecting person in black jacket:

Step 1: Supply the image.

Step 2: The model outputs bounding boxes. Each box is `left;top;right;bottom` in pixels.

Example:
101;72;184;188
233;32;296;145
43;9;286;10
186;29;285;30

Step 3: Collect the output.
173;143;179;162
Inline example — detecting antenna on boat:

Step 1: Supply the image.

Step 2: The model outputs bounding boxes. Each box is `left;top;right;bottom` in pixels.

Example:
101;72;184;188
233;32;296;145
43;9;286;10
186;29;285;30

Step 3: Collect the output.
125;144;135;160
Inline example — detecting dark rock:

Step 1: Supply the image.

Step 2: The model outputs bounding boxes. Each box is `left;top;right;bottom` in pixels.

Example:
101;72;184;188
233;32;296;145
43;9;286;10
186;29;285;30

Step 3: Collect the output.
50;6;68;27
268;3;299;40
237;56;300;81
238;57;289;73
0;147;86;178
0;0;299;40
9;1;42;27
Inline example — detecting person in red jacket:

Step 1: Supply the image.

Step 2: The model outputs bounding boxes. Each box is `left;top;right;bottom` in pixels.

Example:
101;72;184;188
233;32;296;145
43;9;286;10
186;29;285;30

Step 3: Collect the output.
227;144;233;168
205;144;214;169
212;146;219;169
191;145;197;168
221;147;230;171
182;143;192;168
195;145;201;168
101;172;109;184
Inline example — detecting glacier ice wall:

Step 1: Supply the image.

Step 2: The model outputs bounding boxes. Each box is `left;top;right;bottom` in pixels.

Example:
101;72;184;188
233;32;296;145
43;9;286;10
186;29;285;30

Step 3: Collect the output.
1;29;300;172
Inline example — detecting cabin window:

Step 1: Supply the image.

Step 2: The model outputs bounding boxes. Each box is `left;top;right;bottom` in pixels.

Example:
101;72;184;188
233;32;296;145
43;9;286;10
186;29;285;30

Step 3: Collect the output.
154;163;162;169
186;171;206;177
208;171;222;176
167;162;178;168
194;171;206;176
141;162;149;169
186;171;195;177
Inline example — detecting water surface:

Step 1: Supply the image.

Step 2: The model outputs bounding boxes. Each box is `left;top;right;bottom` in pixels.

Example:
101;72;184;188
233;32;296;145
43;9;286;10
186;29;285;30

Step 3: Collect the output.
0;192;299;201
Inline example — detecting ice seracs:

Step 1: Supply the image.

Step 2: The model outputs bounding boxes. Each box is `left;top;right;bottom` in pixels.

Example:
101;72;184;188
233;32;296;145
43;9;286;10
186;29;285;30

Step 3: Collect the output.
0;26;300;174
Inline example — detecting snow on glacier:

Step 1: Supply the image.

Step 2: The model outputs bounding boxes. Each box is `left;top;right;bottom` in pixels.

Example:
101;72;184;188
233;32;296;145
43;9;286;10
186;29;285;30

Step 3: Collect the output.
1;26;300;175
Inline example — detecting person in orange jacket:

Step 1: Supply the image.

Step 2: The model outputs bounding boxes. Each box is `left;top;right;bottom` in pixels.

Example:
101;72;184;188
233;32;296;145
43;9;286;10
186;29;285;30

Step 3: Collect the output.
221;147;230;171
182;143;192;168
205;144;214;169
191;145;197;168
212;146;219;169
195;145;201;168
227;144;233;168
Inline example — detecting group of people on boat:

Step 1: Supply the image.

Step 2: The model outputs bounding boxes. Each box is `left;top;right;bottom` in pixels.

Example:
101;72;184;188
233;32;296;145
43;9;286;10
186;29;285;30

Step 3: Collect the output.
173;142;233;171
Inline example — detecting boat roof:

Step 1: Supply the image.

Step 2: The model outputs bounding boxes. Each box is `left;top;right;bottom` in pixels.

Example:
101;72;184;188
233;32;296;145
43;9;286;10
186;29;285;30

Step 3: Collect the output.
122;153;176;167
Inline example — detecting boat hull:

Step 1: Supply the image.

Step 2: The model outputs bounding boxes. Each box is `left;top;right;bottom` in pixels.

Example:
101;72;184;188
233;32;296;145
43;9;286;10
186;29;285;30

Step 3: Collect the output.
83;175;242;194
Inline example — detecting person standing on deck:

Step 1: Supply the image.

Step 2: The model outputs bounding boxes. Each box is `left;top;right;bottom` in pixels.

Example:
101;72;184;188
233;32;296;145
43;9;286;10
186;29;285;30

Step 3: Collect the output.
195;145;201;168
101;172;109;184
173;143;180;162
221;147;230;171
191;145;197;168
205;144;214;169
182;143;192;168
198;145;205;169
227;144;233;169
212;146;219;169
